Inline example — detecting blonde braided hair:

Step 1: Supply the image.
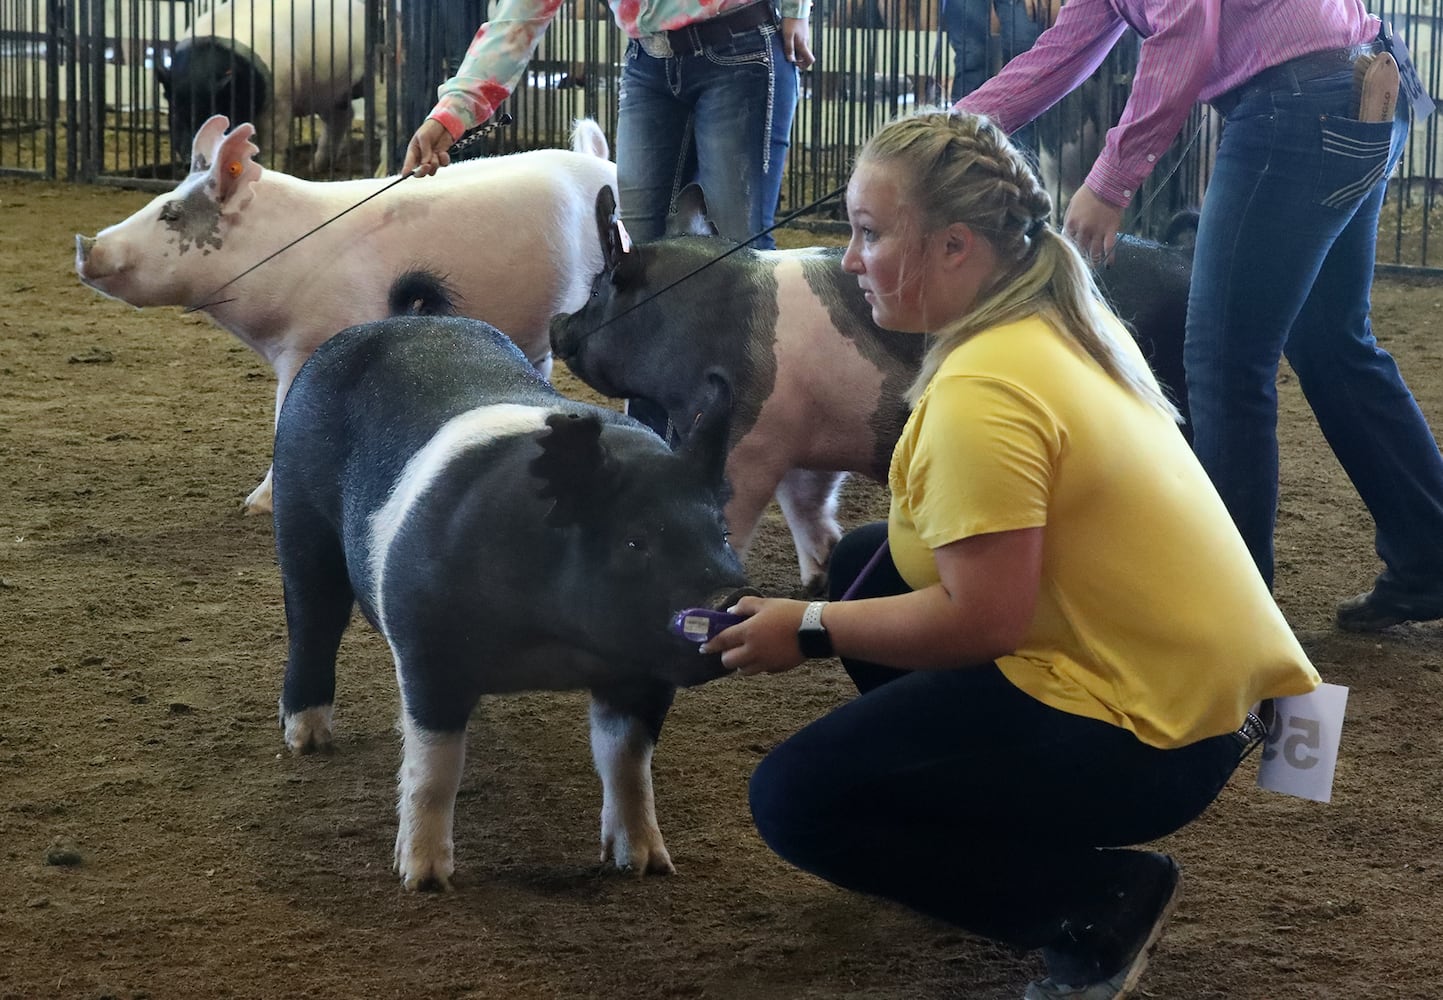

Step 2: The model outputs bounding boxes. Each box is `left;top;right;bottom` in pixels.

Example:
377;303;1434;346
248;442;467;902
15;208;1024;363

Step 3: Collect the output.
857;108;1179;421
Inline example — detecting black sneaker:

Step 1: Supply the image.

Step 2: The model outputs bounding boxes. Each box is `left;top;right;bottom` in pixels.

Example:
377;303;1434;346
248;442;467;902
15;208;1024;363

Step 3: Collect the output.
1026;854;1181;1000
1336;588;1443;632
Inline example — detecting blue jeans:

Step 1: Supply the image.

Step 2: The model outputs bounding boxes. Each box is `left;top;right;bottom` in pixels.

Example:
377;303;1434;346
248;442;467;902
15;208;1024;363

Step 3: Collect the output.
748;522;1244;955
1186;68;1443;591
615;21;797;248
944;0;1040;101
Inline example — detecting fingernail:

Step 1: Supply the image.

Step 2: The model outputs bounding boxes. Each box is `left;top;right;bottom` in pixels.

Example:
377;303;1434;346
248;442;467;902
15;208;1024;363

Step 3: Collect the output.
726;604;739;614
698;643;710;655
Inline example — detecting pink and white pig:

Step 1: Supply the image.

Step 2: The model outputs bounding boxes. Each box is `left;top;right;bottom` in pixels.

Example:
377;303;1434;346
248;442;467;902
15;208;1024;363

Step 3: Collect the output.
76;115;616;514
550;186;1192;593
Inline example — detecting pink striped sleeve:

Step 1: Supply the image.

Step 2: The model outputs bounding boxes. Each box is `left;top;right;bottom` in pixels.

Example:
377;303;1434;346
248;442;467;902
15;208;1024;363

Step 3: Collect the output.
956;0;1129;134
1085;0;1219;207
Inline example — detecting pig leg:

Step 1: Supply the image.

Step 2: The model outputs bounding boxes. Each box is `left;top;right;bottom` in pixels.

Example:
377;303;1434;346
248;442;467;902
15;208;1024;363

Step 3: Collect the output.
312;101;354;172
246;351;307;515
393;709;468;891
277;527;354;753
244;469;275;516
589;681;678;875
718;450;790;568
252;108;282;172
774;468;847;596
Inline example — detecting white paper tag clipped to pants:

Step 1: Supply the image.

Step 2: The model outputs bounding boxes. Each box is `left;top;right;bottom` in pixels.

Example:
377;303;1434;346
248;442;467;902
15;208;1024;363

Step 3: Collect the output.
1255;683;1349;803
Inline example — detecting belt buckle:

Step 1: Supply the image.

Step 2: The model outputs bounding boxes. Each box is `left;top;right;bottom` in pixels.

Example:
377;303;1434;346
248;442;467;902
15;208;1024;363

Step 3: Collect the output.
1239;711;1269;745
1233;703;1274;758
639;32;672;58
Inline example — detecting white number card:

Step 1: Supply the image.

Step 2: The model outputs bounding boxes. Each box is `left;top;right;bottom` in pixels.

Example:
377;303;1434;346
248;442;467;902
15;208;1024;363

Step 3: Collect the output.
1255;683;1349;803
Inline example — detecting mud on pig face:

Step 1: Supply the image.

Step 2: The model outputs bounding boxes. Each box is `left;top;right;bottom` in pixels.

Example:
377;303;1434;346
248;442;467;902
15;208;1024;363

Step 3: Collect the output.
75;116;263;308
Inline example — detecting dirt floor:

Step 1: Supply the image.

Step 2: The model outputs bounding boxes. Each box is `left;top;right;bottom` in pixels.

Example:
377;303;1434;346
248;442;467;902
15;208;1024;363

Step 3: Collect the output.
2;176;1441;1000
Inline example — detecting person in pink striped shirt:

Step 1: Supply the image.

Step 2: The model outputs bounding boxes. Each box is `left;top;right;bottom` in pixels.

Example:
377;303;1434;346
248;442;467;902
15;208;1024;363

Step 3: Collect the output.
959;0;1443;632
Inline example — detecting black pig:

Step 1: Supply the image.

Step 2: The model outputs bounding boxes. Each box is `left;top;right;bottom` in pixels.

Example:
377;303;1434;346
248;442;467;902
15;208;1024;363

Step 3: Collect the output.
273;274;748;889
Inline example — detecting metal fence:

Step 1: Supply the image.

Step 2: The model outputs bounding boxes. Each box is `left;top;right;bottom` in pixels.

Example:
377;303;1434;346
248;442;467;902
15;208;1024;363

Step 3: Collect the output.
2;0;1440;270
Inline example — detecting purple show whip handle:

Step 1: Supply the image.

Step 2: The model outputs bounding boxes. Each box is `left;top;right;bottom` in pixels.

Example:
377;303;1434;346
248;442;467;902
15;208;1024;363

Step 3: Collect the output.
670;608;745;643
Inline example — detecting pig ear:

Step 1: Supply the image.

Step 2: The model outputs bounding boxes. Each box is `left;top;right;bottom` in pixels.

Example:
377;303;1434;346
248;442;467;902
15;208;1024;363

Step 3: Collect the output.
678;372;734;497
594;185;632;275
205;122;263;213
531;411;621;528
667;184;718;238
597;183;620;266
190;115;231;174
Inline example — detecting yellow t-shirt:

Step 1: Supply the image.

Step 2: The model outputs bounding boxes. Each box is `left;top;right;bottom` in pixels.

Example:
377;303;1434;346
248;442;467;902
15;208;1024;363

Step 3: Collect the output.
888;313;1320;749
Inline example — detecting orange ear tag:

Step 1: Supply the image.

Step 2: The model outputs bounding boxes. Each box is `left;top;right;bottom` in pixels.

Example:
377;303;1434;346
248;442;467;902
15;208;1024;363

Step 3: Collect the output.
227;161;243;177
615;218;633;253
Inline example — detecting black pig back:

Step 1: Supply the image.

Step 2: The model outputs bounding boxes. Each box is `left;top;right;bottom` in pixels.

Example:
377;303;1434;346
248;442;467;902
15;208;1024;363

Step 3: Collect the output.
273;316;627;594
1102;236;1192;424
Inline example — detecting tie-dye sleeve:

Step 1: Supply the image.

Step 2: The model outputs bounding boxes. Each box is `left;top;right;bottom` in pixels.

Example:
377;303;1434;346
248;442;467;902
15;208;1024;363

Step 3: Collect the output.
427;0;568;140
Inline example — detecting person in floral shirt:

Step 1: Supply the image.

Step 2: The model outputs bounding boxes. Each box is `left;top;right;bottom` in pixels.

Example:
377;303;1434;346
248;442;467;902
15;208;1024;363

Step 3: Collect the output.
404;0;813;252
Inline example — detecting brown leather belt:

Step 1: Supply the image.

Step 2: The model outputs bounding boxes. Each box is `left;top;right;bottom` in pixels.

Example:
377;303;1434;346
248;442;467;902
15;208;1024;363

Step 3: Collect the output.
1212;40;1386;117
665;2;778;52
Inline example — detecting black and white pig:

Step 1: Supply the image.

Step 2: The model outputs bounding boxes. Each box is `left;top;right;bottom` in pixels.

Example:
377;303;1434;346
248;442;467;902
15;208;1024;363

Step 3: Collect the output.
76;115;616;514
273;273;749;889
551;186;1191;592
158;0;366;172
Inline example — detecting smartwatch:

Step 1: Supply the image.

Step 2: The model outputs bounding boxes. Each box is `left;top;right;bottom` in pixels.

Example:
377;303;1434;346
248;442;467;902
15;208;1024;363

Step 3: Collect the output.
797;601;833;658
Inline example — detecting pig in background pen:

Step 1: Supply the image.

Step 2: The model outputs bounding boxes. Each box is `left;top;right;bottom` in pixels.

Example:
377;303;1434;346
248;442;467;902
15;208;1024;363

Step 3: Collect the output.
158;0;368;174
75;114;616;514
551;185;1193;594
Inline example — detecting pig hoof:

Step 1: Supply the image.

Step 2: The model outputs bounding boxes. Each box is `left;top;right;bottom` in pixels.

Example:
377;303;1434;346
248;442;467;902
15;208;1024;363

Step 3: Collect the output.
243;478;274;515
799;572;829;599
282;705;334;754
602;834;674;876
394;843;455;892
399;868;454;893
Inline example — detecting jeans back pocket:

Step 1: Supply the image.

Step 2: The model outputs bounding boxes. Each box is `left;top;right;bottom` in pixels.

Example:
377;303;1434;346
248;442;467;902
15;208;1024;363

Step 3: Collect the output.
1317;115;1396;210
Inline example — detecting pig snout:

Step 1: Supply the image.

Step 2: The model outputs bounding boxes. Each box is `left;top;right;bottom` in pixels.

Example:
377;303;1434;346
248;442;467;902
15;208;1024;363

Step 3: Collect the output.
549;311;626;398
74;234;96;274
74;233;116;286
668;585;761;687
711;586;761;612
549;312;584;363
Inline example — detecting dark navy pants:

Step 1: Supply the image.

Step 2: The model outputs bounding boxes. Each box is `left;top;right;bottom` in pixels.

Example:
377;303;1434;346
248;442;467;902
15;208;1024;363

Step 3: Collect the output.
748;522;1246;951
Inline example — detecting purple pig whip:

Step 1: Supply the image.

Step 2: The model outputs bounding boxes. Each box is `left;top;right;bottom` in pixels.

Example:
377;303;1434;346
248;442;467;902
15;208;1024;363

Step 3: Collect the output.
183;114;515;314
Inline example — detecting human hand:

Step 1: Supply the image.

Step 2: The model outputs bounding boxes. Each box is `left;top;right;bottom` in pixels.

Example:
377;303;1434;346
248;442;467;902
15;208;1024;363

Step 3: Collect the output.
699;595;810;676
1062;185;1125;265
403;118;455;177
780;17;815;70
